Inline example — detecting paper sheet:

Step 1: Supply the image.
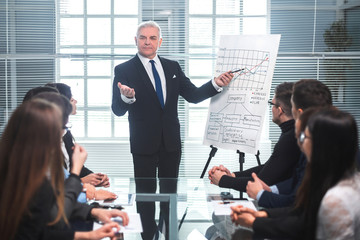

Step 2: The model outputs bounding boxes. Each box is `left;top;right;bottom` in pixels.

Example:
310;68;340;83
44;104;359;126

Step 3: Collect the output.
212;200;257;215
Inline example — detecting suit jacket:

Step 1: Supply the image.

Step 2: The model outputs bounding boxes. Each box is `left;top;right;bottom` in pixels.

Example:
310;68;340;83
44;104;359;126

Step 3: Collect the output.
258;153;307;208
112;55;219;154
63;130;93;178
15;179;75;240
252;207;305;240
49;174;94;230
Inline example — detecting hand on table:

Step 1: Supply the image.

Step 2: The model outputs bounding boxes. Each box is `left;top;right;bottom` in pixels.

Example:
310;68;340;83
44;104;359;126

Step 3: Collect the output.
95;173;110;187
81;173;109;187
209;170;229;186
74;222;120;240
94;189;117;201
91;208;129;226
230;205;267;228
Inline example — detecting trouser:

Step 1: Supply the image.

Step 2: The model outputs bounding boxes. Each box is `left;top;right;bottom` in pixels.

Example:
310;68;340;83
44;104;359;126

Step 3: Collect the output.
132;145;181;240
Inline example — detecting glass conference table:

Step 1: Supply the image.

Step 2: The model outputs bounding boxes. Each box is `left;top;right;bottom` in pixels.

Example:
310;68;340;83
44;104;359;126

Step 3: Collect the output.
94;177;254;240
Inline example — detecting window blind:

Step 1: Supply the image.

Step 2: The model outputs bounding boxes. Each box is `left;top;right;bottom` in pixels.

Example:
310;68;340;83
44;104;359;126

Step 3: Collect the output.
1;0;359;178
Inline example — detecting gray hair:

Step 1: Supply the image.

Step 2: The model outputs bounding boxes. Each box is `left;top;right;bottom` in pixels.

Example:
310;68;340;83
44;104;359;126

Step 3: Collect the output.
136;21;162;38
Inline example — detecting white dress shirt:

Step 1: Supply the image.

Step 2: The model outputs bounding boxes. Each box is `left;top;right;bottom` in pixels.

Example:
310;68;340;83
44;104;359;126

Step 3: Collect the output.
121;53;222;104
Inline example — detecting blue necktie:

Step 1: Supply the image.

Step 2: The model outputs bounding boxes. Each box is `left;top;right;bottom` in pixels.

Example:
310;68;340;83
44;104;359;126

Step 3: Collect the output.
150;60;164;108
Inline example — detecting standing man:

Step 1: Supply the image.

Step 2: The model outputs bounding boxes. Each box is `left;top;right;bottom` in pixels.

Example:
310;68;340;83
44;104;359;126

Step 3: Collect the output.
111;21;233;240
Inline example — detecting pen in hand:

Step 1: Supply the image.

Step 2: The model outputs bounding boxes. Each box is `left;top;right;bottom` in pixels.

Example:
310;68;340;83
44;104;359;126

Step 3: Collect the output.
231;68;245;73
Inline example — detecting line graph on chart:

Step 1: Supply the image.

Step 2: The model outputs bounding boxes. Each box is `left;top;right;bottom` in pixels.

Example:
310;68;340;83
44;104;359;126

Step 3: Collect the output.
204;35;281;154
216;48;270;91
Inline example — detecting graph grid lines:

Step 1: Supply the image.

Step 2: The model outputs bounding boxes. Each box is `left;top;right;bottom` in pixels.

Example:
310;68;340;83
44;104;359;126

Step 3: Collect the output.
217;48;270;91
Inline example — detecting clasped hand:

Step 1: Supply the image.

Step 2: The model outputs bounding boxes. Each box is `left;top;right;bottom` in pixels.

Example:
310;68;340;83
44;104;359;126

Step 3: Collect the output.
230;205;268;228
208;165;235;185
246;173;271;199
81;173;110;187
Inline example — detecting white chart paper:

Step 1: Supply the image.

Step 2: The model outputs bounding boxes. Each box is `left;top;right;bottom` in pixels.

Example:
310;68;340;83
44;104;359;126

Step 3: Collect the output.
203;35;281;154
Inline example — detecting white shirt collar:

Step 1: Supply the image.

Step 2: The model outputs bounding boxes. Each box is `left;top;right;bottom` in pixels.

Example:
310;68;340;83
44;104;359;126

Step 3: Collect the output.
137;53;161;66
62;129;67;138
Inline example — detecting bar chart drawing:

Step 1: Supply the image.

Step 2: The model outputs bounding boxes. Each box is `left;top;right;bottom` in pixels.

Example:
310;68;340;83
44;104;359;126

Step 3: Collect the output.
203;35;281;154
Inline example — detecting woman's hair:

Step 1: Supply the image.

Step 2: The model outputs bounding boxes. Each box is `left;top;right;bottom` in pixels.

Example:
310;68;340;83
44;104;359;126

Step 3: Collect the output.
23;86;59;102
46;82;72;100
295;108;358;239
0;99;67;239
33;92;72;128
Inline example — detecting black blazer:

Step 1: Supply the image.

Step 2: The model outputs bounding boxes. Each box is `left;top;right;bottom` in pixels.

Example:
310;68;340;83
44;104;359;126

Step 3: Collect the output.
63;130;93;178
15;180;75;240
252;207;305;240
112;55;219;155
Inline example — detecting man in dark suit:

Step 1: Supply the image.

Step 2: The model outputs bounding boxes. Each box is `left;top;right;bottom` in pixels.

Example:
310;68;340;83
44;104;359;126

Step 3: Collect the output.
111;21;234;240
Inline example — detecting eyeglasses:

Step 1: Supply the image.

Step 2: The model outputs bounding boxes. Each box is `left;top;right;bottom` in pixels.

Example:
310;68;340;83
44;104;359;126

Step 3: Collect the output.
268;100;276;106
268;100;286;114
299;131;311;144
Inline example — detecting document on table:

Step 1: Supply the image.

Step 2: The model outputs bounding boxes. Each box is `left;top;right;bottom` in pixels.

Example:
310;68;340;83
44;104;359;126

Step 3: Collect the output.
212;200;257;215
89;193;135;207
93;212;143;233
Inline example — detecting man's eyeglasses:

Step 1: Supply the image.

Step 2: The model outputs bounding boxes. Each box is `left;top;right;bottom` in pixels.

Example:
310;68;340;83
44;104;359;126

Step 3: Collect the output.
299;131;311;144
268;100;276;106
268;100;286;114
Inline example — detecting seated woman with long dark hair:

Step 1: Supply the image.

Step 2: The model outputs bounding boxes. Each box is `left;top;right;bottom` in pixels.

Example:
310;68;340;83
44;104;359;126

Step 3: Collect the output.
0;100;126;239
230;108;359;240
46;82;110;187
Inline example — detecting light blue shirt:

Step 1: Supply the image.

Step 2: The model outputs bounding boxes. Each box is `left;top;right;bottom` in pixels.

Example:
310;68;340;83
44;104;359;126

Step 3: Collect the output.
256;185;279;200
63;168;87;203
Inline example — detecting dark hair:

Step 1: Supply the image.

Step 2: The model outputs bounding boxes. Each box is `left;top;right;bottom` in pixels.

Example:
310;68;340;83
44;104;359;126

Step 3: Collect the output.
298;107;337;133
45;83;72;100
274;82;294;117
292;79;332;110
296;108;358;240
0;100;66;239
23;86;59;102
33;92;72;128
